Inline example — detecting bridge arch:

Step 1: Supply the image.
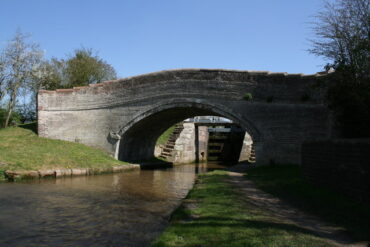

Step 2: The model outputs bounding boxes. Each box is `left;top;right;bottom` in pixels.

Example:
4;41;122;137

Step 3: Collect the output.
115;99;263;162
38;69;331;165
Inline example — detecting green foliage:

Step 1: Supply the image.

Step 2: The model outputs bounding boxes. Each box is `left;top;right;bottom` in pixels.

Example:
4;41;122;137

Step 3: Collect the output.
156;125;176;145
243;92;253;101
0;30;43;128
309;0;370;137
33;59;66;90
246;165;370;241
0;108;22;127
310;0;370;80
65;48;117;87
35;48;117;90
15;104;37;123
1;30;118;129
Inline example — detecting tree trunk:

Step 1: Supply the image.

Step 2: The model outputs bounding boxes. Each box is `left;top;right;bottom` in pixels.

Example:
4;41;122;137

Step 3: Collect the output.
4;89;17;128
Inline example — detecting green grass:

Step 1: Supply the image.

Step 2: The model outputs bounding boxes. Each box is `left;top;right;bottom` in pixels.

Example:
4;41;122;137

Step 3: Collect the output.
0;127;127;179
246;165;370;241
156;125;176;146
152;171;334;247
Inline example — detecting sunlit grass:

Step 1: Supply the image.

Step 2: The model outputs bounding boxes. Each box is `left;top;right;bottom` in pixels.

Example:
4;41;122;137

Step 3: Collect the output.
152;170;334;247
0;126;126;178
156;125;176;146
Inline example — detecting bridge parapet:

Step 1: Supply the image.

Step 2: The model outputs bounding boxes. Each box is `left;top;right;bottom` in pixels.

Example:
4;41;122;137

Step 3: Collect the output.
38;69;329;111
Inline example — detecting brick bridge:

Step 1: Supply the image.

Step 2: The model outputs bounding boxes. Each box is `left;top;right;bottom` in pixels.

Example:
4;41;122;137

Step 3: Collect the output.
38;69;331;165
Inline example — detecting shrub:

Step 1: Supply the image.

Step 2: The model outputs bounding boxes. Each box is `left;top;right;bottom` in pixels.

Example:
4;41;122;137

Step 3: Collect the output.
243;93;253;101
0;109;22;127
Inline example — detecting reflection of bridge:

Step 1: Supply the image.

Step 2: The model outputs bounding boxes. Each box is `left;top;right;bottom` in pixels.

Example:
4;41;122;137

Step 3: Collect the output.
38;69;331;165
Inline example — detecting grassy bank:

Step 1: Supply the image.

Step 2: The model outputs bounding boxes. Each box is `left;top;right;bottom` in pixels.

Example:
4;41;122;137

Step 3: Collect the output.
153;170;335;247
246;165;370;241
0;126;127;180
156;125;176;146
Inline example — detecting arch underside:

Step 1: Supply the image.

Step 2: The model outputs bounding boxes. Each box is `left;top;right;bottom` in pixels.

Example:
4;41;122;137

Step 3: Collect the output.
118;102;261;162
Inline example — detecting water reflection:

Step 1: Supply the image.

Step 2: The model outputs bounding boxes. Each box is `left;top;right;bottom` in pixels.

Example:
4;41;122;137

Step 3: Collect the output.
0;163;224;247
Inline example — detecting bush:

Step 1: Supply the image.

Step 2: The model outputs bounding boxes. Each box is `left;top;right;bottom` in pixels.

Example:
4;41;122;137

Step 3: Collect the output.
243;93;253;101
0;109;22;127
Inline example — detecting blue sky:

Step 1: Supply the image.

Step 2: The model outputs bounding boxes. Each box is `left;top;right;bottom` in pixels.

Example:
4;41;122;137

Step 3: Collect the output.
1;0;327;78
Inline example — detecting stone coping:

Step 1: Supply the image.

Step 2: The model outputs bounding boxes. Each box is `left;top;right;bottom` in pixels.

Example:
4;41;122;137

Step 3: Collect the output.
39;68;331;94
4;164;140;181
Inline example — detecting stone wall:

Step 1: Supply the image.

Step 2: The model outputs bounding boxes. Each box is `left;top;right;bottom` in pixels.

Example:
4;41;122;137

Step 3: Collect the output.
169;124;209;164
172;123;196;163
302;139;370;202
197;126;209;162
238;133;253;162
165;123;252;164
38;69;332;165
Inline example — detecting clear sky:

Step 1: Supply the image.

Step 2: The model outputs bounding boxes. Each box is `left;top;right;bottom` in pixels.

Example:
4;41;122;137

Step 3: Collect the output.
1;0;327;78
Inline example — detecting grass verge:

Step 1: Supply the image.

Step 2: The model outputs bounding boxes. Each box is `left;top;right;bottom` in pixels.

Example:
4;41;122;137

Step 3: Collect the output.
246;165;370;241
0;127;127;180
156;125;176;146
152;170;334;247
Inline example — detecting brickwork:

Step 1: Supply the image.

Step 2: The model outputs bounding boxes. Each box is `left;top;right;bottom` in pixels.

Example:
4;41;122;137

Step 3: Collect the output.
302;139;370;202
38;69;332;164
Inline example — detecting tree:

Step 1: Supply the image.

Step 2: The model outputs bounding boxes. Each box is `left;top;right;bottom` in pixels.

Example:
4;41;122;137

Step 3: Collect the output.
33;48;117;90
0;30;43;127
310;0;370;137
31;58;65;91
0;30;118;127
0;58;5;104
0;108;22;126
64;48;117;87
310;0;370;81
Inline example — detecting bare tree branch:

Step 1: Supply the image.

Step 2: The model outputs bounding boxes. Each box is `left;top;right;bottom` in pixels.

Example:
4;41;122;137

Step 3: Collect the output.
309;0;370;81
0;30;43;127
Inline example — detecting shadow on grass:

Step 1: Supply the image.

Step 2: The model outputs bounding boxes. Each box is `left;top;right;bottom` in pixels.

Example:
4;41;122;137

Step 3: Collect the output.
18;122;37;134
154;213;339;247
176;216;345;242
153;171;340;247
246;165;370;242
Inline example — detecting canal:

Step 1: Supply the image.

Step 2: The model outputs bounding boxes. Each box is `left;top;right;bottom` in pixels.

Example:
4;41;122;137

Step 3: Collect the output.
0;163;225;247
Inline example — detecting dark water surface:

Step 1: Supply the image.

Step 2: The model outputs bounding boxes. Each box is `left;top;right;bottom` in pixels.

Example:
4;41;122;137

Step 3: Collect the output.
0;163;225;247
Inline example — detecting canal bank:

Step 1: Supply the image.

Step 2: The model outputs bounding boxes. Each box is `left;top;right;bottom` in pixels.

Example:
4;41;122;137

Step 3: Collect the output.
152;166;369;247
0;126;137;181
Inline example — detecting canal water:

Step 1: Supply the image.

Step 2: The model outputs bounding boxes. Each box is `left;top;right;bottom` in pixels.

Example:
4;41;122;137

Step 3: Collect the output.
0;163;225;247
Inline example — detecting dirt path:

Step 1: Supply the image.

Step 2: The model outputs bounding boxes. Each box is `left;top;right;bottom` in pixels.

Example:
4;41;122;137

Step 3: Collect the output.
226;171;367;247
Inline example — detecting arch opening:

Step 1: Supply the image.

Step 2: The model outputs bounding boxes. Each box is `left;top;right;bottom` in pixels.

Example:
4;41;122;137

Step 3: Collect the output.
155;116;254;164
117;102;261;164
